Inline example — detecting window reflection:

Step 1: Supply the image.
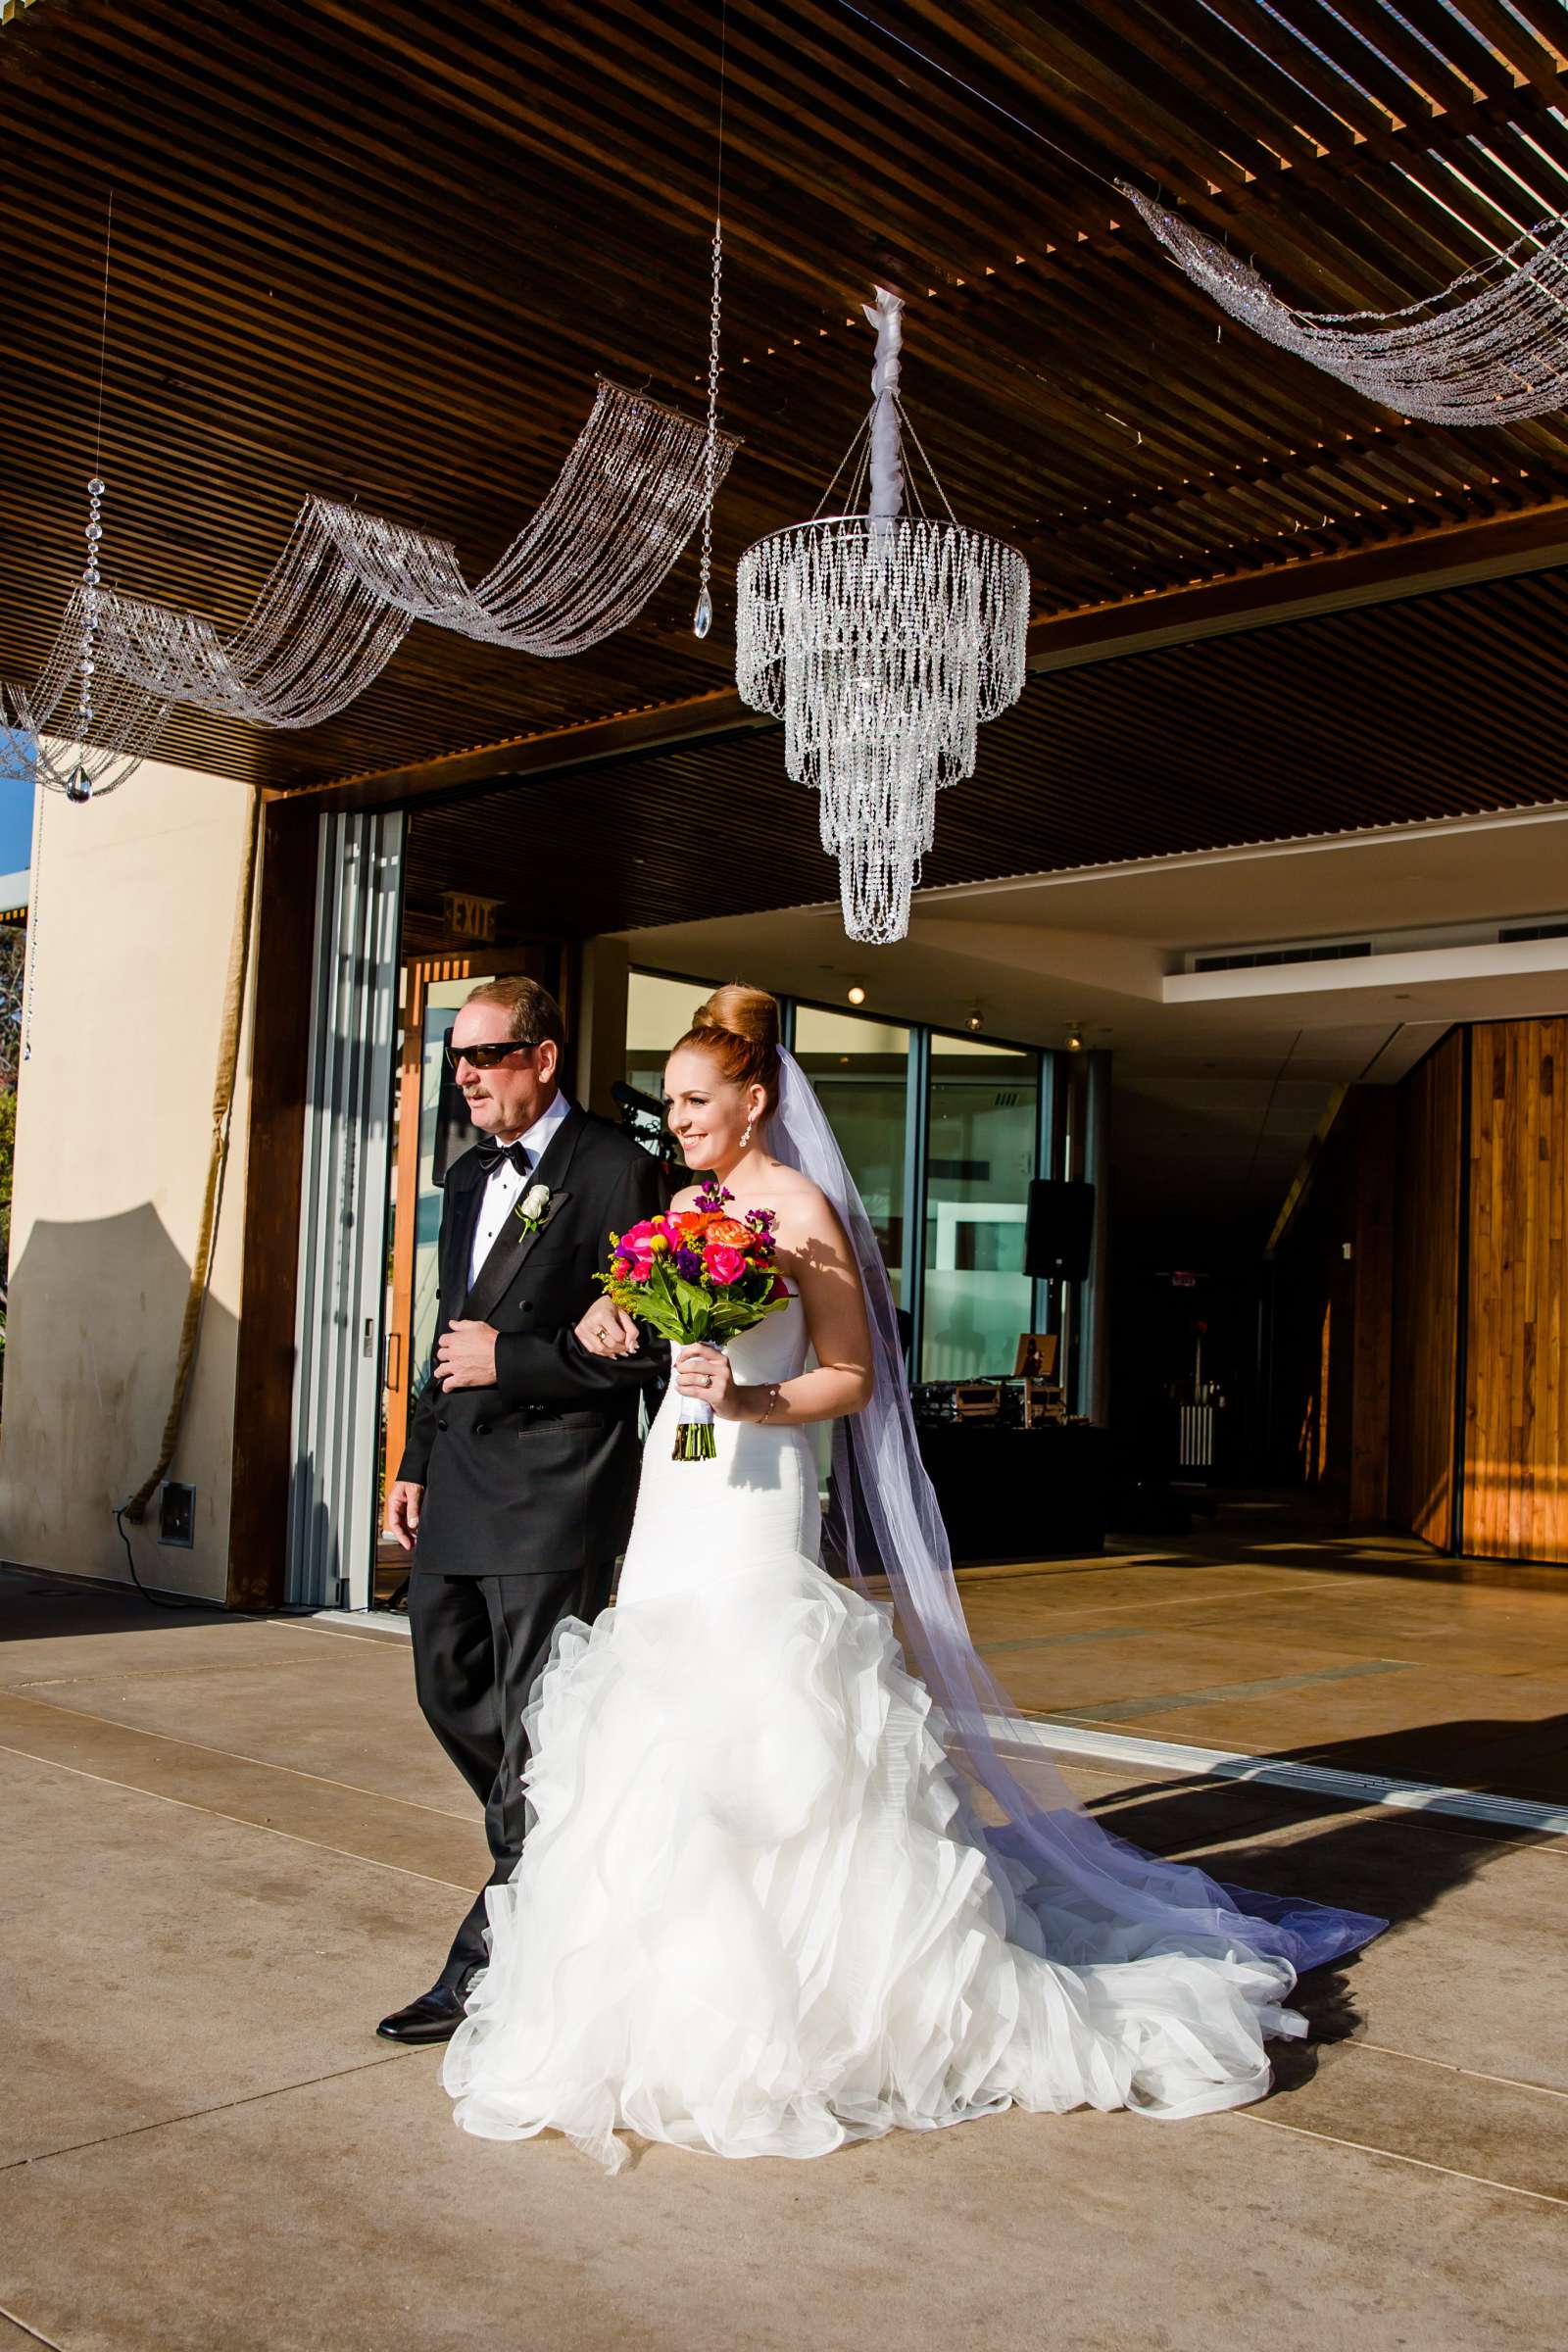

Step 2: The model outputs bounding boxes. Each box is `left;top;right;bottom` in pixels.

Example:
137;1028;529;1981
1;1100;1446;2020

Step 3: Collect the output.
922;1036;1037;1381
625;972;702;1121
791;1005;910;1299
622;973;1046;1389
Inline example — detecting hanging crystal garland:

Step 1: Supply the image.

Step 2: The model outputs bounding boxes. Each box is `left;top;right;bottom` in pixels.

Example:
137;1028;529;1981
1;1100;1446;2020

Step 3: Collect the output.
1122;183;1568;426
736;287;1029;945
5;378;737;797
306;382;738;660
89;381;739;738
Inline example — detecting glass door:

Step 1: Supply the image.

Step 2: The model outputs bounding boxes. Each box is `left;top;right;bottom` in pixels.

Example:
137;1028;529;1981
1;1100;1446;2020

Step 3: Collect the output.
790;1005;910;1298
921;1036;1038;1382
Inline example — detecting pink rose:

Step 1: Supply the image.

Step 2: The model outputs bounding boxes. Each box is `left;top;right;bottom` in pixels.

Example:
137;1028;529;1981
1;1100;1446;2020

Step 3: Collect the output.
618;1234;655;1279
705;1244;747;1287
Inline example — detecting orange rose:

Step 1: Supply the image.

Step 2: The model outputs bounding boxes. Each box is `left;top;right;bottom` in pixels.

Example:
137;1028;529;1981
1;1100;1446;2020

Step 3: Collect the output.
707;1217;756;1250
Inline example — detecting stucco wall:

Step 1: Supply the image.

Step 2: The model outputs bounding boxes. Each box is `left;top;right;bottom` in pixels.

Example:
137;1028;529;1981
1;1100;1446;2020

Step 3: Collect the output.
1;753;259;1599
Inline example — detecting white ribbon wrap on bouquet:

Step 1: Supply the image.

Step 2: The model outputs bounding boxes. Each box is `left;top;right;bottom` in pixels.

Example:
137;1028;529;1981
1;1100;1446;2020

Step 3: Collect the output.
673;1342;724;1434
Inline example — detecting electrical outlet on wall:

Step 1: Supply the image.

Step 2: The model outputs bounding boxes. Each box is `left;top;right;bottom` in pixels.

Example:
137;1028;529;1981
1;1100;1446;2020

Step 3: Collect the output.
158;1482;195;1548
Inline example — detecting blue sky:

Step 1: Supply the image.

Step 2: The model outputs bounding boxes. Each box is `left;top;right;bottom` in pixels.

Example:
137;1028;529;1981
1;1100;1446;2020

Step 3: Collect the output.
0;739;35;875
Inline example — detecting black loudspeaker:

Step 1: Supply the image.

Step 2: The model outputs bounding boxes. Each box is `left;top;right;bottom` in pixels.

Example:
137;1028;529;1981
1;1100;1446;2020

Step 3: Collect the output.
1024;1178;1096;1284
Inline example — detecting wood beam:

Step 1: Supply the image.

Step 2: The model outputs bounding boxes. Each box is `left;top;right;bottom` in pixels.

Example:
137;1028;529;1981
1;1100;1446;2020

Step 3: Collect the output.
295;687;770;812
292;497;1568;811
1026;498;1568;675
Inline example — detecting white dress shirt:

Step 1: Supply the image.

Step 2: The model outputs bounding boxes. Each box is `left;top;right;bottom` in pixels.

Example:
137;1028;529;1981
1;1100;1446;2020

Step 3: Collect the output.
467;1091;572;1290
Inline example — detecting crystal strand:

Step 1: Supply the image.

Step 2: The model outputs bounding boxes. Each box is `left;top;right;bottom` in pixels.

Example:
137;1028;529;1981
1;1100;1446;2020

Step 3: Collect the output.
67;473;106;803
694;218;723;639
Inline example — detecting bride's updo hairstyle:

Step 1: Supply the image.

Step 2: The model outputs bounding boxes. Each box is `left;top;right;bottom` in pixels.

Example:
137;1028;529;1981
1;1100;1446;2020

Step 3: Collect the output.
673;983;782;1117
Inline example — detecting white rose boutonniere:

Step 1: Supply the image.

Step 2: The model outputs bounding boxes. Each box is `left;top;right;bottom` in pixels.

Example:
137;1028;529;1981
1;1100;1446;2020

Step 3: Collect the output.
515;1182;553;1237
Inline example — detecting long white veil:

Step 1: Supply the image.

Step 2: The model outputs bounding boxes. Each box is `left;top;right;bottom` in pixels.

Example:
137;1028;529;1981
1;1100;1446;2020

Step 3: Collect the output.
774;1047;1386;1978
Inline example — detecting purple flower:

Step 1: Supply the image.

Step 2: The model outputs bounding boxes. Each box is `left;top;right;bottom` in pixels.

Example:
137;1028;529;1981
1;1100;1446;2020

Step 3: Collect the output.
745;1206;778;1235
673;1247;705;1282
694;1178;734;1213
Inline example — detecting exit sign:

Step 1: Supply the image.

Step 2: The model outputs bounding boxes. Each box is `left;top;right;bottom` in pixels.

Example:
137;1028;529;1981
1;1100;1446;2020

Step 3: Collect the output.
442;891;502;944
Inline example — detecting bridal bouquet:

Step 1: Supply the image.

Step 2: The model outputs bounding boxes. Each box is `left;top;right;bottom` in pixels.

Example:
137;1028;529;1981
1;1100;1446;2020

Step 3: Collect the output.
601;1180;791;1459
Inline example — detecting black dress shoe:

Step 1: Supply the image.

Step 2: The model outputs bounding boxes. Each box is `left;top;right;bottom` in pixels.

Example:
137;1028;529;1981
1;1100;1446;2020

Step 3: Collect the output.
376;1984;467;2044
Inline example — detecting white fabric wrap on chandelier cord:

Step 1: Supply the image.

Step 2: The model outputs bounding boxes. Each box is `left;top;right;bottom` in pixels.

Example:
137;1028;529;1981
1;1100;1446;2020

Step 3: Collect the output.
864;285;905;523
772;1045;1386;1980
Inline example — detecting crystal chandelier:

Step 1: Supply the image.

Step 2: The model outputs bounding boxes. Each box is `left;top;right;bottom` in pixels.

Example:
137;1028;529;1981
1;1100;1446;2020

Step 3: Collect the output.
1124;184;1568;426
4;379;737;801
736;287;1029;945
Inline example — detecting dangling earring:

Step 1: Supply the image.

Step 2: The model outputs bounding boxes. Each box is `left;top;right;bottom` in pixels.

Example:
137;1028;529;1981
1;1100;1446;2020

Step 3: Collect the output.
740;1122;754;1152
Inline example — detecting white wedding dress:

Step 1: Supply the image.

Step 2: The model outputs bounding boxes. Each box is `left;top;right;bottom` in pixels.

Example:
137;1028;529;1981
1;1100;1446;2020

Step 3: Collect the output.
443;1294;1305;2173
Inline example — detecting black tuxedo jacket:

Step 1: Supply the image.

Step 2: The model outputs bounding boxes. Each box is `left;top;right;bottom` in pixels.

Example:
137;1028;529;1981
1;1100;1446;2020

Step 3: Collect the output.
398;1102;669;1578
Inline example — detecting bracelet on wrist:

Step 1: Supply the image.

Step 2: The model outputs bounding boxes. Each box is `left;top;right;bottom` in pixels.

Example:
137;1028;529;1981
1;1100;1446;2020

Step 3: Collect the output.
758;1382;784;1425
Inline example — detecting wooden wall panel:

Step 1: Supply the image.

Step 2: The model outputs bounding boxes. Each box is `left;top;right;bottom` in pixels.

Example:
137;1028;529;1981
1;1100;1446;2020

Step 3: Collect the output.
1269;1087;1396;1521
1349;1090;1397;1526
1390;1030;1464;1548
226;800;319;1611
1464;1019;1568;1562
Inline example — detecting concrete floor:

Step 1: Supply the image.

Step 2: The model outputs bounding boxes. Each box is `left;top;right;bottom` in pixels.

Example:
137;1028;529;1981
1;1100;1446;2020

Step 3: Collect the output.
3;1516;1565;2352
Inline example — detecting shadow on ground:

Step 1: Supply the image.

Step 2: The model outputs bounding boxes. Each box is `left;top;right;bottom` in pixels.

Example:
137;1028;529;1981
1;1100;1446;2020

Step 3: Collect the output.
0;1562;235;1641
1081;1712;1567;2062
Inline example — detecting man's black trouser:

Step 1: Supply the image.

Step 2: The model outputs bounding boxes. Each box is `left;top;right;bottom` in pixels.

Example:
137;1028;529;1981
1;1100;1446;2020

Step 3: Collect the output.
407;1562;614;1990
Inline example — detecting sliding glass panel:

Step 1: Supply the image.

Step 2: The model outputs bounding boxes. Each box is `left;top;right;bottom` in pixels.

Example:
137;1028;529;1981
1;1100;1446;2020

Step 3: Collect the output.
625;971;707;1127
791;1006;911;1300
922;1036;1037;1381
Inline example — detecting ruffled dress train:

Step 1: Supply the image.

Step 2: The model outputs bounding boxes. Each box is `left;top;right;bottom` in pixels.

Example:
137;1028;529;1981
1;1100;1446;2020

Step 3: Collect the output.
442;1300;1352;2172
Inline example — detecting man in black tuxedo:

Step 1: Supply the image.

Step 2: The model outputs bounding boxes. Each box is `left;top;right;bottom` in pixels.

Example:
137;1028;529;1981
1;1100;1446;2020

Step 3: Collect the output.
377;974;665;2043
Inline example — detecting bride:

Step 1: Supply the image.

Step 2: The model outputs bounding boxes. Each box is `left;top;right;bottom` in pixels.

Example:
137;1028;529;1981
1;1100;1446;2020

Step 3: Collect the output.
442;985;1383;2171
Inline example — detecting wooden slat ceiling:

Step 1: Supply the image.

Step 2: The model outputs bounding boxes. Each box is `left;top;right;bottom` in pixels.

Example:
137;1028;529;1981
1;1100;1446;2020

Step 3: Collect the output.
8;0;1568;842
401;562;1568;943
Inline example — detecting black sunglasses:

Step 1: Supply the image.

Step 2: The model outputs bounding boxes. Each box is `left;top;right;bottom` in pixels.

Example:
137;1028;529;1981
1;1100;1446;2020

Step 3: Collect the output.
445;1038;540;1073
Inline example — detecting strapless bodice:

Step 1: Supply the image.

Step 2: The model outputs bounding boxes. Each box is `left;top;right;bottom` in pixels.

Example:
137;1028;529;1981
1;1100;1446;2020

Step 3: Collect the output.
715;1292;809;1385
616;1294;819;1604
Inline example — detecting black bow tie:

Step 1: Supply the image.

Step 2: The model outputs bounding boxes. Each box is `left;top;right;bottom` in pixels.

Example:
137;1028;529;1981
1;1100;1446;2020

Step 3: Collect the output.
475;1139;532;1178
